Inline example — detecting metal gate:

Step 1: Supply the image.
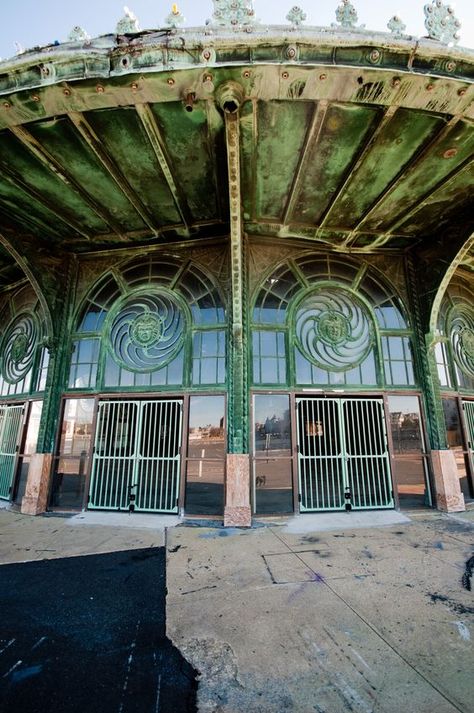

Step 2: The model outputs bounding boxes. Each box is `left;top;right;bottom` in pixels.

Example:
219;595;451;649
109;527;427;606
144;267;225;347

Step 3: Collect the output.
462;400;474;479
296;398;393;511
0;404;24;500
89;399;182;512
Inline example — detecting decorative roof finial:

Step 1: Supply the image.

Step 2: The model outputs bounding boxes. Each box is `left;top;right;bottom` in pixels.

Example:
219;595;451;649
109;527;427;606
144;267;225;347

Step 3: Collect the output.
424;0;460;45
116;6;140;34
387;15;407;38
212;1;258;31
335;0;358;28
165;4;185;28
286;6;307;28
68;26;91;42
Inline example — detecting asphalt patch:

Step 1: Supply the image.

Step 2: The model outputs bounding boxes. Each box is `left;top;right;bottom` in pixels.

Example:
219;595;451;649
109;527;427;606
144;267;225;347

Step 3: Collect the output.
0;548;197;713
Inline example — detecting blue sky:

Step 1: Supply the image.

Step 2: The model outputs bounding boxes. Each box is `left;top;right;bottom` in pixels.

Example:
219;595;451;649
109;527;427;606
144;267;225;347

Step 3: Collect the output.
1;0;473;61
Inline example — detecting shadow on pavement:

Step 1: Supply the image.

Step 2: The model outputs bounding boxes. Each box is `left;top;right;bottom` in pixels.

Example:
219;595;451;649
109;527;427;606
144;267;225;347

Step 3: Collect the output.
0;548;197;713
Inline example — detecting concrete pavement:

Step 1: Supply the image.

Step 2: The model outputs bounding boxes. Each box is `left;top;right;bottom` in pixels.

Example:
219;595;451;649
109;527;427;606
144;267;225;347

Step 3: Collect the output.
167;511;474;713
0;506;473;712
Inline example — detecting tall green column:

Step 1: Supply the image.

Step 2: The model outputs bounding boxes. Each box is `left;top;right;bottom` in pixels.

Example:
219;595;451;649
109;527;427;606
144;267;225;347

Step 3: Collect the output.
22;257;76;515
219;82;251;527
406;256;464;513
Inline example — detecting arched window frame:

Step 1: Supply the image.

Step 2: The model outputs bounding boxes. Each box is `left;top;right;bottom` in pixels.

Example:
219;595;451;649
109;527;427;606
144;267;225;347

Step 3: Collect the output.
437;280;474;394
250;255;416;389
0;286;48;399
67;257;227;393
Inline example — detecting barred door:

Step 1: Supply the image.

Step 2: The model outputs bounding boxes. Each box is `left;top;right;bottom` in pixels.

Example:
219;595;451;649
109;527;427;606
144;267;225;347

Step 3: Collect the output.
462;400;474;487
297;398;393;511
89;399;182;512
0;404;24;500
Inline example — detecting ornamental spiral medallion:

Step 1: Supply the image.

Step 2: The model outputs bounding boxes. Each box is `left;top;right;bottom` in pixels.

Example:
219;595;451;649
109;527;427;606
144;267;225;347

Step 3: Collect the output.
109;292;184;372
295;288;373;372
2;312;38;384
448;303;474;378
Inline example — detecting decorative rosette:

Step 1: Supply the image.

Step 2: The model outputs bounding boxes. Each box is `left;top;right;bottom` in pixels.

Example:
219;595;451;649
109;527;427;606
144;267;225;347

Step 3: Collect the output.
109;292;184;372
2;312;38;384
448;303;474;378
295;287;373;372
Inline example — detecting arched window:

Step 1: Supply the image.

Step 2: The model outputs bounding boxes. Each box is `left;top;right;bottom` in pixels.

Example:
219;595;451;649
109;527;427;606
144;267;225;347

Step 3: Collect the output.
251;256;415;388
68;256;226;391
0;286;48;398
436;278;474;393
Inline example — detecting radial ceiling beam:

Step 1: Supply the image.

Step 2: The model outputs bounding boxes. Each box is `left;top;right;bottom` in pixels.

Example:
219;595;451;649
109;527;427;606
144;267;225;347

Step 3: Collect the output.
282;101;328;226
0;165;92;241
317;105;399;231
135;103;193;235
68;111;161;236
343;116;463;245
382;155;473;234
9;125;128;240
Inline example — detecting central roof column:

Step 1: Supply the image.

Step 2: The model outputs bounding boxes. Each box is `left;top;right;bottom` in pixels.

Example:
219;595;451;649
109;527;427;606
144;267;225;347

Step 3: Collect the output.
219;83;251;527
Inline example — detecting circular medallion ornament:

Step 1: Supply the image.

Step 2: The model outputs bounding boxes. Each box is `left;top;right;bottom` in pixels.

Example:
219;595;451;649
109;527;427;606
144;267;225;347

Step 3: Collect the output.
461;328;474;360
130;312;162;348
2;312;38;384
109;292;185;372
295;287;373;372
448;303;474;378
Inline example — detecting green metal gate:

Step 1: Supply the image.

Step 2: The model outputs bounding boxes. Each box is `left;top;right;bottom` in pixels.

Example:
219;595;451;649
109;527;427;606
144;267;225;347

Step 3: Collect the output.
462;400;474;481
89;399;183;512
0;404;24;500
296;397;393;511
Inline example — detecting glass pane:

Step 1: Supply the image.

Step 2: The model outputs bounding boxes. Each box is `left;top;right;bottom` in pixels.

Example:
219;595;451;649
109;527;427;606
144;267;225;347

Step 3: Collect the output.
187;396;225;459
51;457;88;509
13;457;30;505
388;395;430;507
59;398;95;456
442;398;472;499
186;396;225;515
254;395;291;455
254;459;293;514
185;460;224;515
23;401;43;455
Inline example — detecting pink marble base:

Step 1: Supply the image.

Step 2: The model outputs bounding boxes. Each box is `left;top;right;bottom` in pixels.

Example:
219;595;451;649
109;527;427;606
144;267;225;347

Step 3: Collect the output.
431;450;465;513
21;453;52;515
224;505;252;527
224;453;251;527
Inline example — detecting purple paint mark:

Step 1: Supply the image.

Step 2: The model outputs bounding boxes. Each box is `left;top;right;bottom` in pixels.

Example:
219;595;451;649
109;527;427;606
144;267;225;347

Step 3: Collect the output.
287;571;325;604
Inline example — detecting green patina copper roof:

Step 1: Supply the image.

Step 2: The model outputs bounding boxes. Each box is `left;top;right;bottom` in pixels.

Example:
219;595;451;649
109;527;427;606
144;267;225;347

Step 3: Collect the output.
0;2;471;290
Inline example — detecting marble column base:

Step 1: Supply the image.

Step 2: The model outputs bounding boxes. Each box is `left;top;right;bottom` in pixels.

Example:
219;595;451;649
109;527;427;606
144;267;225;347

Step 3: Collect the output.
431;449;465;513
21;453;52;516
224;453;251;527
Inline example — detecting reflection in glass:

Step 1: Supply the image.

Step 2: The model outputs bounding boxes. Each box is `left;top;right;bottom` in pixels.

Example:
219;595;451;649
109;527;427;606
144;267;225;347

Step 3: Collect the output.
253;395;293;514
13;401;44;505
442;398;473;499
254;395;291;455
52;398;95;509
388;395;430;507
185;396;225;515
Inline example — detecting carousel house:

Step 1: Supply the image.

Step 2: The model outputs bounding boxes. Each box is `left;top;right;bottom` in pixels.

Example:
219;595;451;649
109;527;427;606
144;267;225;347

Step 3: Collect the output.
0;0;473;527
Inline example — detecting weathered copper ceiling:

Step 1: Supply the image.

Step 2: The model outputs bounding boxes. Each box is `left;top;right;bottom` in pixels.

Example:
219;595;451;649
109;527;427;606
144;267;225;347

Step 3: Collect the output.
0;28;472;286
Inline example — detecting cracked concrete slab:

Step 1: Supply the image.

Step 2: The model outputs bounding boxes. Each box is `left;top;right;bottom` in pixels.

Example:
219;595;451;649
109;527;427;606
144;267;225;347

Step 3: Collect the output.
167;513;474;713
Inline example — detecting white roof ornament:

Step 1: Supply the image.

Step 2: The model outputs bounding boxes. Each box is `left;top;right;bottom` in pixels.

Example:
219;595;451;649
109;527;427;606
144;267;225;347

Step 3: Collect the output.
286;6;307;28
116;6;140;34
68;26;91;42
424;0;461;45
212;1;258;31
165;4;185;29
387;15;407;38
335;0;358;28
